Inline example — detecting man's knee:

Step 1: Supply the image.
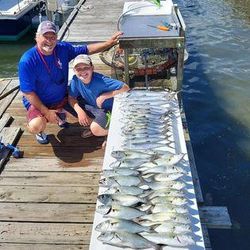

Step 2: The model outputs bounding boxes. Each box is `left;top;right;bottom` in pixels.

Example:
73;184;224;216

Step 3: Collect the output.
28;116;47;134
90;122;108;137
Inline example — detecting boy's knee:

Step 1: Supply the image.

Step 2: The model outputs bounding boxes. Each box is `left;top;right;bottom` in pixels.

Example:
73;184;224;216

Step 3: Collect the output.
90;122;108;137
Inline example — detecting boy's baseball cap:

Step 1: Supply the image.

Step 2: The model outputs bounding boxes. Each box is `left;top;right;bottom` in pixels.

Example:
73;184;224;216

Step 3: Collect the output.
73;54;92;68
37;21;57;35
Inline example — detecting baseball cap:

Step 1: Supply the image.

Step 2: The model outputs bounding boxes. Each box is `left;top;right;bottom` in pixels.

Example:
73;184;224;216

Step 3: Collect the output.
37;21;57;35
73;54;92;68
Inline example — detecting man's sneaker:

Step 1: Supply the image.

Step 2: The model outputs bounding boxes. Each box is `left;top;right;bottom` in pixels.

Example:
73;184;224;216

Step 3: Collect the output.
36;132;49;144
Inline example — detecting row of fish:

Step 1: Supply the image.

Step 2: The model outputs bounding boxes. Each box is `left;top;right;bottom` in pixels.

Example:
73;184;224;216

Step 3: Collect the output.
95;90;196;249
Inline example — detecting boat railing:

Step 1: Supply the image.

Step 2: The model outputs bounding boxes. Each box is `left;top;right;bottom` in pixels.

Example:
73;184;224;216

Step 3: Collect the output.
0;0;40;17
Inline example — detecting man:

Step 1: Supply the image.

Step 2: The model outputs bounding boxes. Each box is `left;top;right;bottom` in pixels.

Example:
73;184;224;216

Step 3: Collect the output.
68;54;129;138
19;20;122;144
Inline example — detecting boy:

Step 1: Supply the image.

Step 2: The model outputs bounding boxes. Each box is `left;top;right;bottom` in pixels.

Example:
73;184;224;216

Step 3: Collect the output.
68;54;129;138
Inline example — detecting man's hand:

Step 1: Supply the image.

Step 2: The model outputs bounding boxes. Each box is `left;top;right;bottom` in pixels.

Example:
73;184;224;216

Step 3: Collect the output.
108;31;123;47
77;109;92;126
43;109;60;124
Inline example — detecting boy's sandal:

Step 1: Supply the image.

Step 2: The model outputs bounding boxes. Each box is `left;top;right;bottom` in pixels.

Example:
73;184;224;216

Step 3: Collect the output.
81;129;93;138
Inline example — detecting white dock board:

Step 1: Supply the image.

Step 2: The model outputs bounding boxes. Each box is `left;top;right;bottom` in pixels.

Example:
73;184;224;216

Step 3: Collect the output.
89;90;205;250
61;0;125;43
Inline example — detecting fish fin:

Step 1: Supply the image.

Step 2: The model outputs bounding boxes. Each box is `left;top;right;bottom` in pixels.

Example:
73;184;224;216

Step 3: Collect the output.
150;223;162;232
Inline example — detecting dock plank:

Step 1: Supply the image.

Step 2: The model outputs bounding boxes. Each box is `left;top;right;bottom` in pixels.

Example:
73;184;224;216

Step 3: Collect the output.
0;203;95;222
0;185;98;203
5;158;102;172
0;244;88;250
60;0;125;43
0;172;100;186
0;222;91;244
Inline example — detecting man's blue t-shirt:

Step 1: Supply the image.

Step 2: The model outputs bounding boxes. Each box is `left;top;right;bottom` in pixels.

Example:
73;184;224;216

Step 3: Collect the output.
19;42;88;109
69;72;124;111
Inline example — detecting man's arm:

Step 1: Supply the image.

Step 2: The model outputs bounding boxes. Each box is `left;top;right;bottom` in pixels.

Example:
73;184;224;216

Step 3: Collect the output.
87;31;123;55
23;92;59;124
96;84;129;108
68;96;92;126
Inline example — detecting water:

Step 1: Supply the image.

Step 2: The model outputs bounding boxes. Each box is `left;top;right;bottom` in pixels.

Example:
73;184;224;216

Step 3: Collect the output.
0;30;35;78
177;0;250;249
0;0;250;249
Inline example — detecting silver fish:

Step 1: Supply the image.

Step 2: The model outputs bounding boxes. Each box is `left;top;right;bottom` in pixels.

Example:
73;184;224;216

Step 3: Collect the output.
139;233;195;247
154;223;192;234
99;176;143;187
96;219;153;233
111;149;153;161
102;168;139;177
142;180;186;191
98;231;161;249
153;172;184;182
150;196;187;206
105;185;145;196
100;204;146;220
145;189;185;200
98;193;146;207
139;165;185;175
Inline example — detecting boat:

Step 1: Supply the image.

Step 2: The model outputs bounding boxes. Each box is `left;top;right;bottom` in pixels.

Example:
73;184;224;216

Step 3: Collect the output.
0;0;44;41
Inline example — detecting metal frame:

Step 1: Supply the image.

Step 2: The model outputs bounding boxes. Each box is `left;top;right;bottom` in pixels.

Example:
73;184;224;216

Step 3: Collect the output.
119;5;186;91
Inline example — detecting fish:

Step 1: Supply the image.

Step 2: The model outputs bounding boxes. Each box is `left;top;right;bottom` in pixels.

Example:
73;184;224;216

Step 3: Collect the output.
98;231;161;249
95;218;153;233
139;214;191;225
139;232;195;247
150;196;187;206
102;168;139;177
111;149;154;160
139;211;182;222
153;172;184;182
99;176;144;187
109;159;150;169
138;153;184;169
123;141;175;151
97;204;146;220
138;165;185;175
97;193;146;207
105;185;145;196
144;189;185;200
142;180;186;190
154;223;192;234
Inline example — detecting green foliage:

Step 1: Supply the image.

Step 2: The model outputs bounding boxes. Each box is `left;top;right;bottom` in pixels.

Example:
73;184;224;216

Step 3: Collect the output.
150;0;161;7
106;111;112;128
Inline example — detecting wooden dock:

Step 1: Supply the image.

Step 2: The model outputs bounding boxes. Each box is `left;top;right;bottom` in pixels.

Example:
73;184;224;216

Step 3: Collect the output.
0;0;231;249
0;54;108;250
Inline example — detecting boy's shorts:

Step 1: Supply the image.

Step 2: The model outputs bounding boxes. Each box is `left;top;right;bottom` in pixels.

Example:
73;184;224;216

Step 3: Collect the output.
64;98;109;129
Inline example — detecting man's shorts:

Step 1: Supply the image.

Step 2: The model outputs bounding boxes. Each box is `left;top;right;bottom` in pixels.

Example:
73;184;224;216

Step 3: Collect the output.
64;98;109;129
27;98;68;122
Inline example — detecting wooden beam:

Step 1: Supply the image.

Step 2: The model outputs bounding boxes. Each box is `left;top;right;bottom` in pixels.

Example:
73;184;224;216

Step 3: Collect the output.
199;206;232;229
0;113;12;132
0;203;95;223
0;222;91;244
0;243;89;250
0;127;22;171
0;185;98;203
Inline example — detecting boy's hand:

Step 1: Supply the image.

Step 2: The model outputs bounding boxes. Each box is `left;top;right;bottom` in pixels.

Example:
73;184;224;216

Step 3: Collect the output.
77;110;92;126
96;94;109;108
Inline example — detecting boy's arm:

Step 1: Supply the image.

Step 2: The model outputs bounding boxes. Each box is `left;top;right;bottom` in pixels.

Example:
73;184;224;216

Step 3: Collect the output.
68;96;92;126
96;84;130;108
